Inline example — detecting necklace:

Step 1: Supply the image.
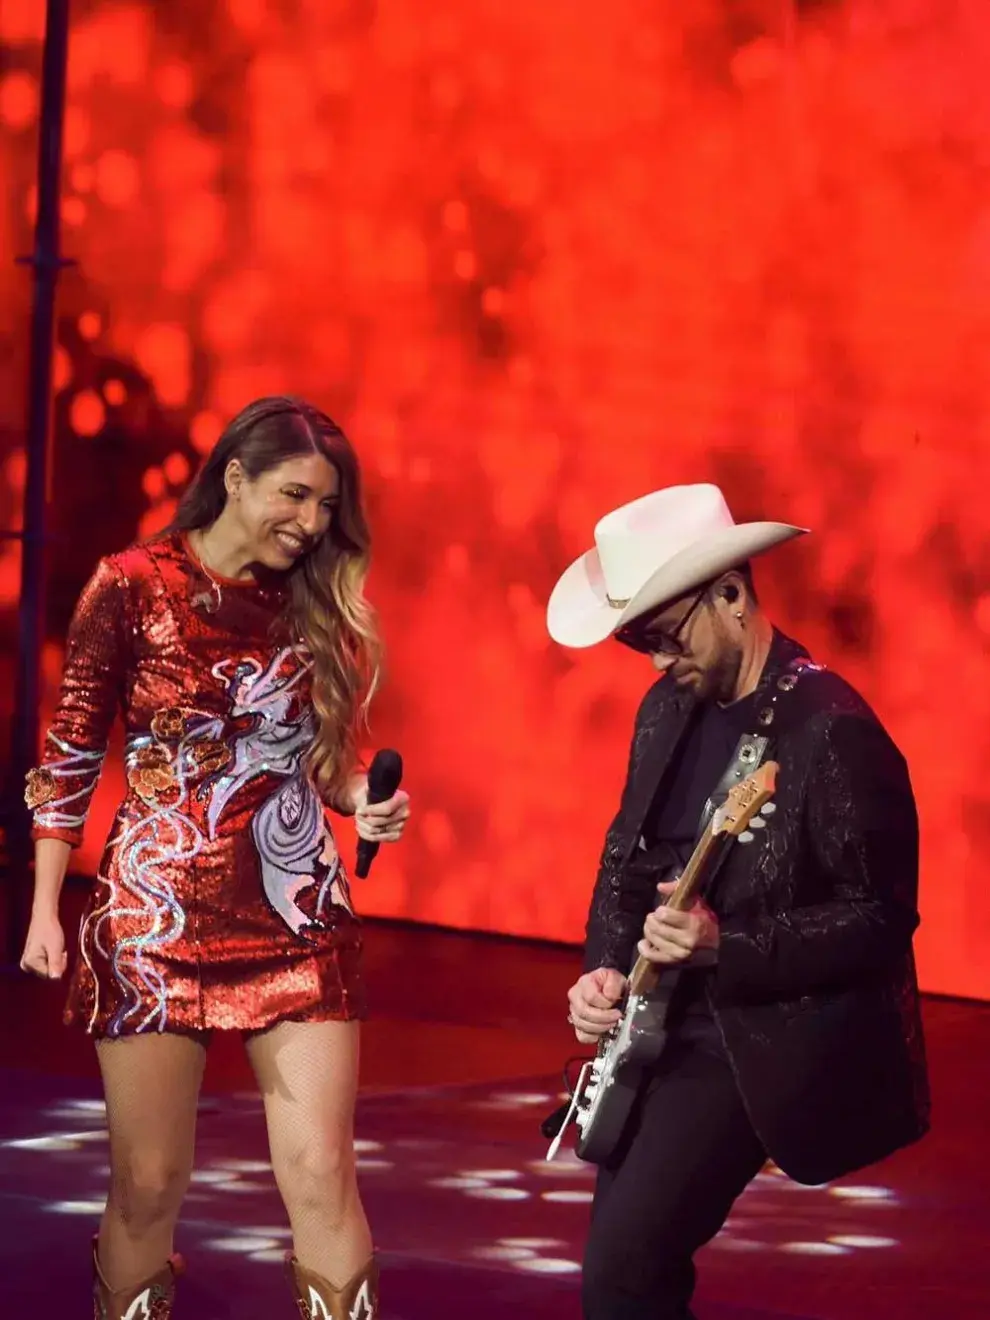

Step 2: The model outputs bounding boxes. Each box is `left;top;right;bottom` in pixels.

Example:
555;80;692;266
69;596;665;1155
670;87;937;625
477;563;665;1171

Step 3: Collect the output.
188;531;224;615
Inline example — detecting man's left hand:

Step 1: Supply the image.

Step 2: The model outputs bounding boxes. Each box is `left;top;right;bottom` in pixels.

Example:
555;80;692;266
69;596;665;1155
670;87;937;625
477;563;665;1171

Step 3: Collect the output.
637;880;719;966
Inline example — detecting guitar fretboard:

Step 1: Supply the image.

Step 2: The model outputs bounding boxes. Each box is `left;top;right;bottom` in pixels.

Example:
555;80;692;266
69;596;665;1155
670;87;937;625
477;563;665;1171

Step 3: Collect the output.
627;823;723;996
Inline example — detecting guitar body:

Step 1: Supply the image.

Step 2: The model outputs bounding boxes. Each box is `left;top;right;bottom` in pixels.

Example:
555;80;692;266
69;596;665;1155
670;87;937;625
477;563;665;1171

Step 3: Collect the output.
574;974;678;1163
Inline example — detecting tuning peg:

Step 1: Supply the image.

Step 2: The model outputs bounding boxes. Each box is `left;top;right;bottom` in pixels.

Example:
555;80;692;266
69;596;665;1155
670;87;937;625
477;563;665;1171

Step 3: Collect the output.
738;830;755;844
760;802;776;816
749;817;766;830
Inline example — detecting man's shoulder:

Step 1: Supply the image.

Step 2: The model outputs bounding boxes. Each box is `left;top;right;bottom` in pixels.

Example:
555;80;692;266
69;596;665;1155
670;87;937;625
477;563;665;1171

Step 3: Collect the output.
770;631;877;727
791;663;878;724
784;663;907;766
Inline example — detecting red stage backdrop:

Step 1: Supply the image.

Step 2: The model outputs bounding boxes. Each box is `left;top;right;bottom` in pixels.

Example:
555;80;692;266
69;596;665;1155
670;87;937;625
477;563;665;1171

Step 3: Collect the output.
1;1;987;998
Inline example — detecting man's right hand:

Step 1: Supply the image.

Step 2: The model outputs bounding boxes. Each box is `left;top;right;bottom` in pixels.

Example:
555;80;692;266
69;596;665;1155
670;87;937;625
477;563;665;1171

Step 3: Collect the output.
566;967;627;1044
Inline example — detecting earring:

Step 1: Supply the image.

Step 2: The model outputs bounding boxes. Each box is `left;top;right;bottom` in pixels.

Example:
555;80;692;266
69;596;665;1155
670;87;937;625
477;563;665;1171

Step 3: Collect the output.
734;610;744;622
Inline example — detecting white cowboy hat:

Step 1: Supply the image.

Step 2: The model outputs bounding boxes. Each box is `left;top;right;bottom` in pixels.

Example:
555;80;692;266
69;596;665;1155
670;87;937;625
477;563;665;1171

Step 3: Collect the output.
547;484;808;649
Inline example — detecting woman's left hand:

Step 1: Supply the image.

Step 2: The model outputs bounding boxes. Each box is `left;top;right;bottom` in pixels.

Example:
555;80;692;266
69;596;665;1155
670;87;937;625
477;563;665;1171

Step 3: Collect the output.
352;778;411;844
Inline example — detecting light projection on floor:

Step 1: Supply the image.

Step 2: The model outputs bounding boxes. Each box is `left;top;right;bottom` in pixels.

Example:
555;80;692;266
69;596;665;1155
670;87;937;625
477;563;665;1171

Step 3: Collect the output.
0;1080;908;1288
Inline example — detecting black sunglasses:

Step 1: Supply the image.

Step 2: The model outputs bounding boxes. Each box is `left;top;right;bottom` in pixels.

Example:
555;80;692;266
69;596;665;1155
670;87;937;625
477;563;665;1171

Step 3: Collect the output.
614;589;706;657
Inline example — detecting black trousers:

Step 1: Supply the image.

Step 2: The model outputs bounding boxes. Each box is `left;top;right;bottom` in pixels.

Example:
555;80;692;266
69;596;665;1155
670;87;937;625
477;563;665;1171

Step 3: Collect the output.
581;1042;767;1320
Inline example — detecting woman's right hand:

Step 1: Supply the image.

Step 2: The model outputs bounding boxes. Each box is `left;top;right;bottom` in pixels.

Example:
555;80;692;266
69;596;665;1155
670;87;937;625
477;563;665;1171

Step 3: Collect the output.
20;912;67;979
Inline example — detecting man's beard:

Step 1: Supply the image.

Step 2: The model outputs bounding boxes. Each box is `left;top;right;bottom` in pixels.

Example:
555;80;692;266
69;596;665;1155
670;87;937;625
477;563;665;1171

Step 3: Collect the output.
697;643;743;705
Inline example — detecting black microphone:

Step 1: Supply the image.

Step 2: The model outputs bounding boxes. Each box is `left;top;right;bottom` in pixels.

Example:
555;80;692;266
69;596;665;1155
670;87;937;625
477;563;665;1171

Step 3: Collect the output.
355;749;403;879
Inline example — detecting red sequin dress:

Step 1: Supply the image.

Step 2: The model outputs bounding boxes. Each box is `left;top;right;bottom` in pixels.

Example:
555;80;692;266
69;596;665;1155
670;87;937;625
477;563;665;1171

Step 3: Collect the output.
26;533;365;1039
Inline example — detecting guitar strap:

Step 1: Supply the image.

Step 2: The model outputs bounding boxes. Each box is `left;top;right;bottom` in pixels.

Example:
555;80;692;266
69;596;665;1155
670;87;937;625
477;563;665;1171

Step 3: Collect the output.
693;657;823;893
695;732;770;840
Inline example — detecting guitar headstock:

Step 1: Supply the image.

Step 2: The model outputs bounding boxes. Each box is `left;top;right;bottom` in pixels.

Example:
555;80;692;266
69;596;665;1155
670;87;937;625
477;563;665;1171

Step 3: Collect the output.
711;761;778;838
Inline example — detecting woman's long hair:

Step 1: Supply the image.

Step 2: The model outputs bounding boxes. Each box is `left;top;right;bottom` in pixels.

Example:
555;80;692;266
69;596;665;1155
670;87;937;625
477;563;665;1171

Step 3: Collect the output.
171;396;381;805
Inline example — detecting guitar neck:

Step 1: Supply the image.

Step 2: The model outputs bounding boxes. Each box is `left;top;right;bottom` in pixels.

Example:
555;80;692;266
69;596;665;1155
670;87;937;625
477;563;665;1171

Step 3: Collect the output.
627;825;721;997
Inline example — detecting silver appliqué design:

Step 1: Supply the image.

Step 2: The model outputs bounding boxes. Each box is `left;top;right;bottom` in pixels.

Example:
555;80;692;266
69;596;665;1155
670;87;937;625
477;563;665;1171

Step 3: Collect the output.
210;646;352;936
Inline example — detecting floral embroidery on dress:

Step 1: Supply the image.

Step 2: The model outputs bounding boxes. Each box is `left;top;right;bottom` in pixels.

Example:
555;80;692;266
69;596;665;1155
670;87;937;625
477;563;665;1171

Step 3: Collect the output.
24;766;57;809
186;738;232;778
150;707;186;742
127;744;178;800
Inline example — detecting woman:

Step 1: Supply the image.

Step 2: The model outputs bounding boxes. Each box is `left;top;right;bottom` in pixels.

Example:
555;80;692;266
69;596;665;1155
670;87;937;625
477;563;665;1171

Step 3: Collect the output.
19;397;409;1319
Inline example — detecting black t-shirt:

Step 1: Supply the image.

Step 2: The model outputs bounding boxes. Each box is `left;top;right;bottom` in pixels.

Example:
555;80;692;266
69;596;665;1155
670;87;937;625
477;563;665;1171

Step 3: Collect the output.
639;690;762;1053
642;691;762;854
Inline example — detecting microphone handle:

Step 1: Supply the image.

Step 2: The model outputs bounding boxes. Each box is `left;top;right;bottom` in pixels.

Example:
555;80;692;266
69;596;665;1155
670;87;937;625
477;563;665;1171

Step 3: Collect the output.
364;749;403;809
354;760;402;880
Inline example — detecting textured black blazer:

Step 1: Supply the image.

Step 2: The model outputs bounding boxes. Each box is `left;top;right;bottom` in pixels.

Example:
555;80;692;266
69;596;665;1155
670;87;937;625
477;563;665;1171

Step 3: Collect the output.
584;629;930;1184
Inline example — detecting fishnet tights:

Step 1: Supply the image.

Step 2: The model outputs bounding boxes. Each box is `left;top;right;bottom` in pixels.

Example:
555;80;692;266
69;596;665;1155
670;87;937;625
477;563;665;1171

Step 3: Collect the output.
94;1019;370;1292
246;1018;372;1286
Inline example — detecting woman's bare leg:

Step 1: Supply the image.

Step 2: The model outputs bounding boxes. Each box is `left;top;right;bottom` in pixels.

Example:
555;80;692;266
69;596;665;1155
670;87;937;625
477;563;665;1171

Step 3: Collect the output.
95;1031;206;1288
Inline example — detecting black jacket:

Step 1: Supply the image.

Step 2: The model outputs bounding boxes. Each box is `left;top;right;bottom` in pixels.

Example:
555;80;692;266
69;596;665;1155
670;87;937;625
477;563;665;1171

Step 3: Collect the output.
584;630;930;1184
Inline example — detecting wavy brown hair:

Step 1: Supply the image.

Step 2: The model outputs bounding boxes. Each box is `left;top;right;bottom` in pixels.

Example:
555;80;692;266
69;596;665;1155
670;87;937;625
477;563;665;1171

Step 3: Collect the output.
171;396;380;805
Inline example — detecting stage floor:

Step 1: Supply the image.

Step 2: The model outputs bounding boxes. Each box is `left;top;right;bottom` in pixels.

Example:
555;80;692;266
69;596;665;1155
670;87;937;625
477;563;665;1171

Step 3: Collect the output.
1;911;988;1318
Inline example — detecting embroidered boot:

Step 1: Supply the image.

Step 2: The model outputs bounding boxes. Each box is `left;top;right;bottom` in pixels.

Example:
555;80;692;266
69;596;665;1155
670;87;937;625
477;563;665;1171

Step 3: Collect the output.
92;1235;183;1319
286;1253;379;1320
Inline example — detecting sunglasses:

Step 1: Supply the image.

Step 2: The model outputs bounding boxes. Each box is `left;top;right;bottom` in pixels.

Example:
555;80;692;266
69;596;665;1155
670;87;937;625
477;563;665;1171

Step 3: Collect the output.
614;589;706;657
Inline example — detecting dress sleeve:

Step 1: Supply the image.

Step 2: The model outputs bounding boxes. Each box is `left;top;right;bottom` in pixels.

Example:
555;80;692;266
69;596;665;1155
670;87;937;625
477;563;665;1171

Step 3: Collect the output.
25;557;132;848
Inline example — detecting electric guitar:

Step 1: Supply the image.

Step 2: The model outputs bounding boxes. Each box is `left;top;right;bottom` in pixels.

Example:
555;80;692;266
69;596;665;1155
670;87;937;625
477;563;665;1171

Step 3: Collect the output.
547;761;778;1166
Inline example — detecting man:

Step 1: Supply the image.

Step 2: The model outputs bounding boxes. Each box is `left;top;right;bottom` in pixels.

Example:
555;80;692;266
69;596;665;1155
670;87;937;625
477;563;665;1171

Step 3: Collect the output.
546;484;929;1320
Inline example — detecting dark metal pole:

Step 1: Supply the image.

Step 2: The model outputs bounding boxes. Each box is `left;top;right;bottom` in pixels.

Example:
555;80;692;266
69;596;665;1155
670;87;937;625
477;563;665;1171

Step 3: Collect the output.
4;0;74;963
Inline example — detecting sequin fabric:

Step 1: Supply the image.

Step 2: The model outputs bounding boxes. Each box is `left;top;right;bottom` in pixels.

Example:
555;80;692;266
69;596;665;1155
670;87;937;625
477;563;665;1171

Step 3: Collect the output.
582;629;930;1185
31;534;365;1038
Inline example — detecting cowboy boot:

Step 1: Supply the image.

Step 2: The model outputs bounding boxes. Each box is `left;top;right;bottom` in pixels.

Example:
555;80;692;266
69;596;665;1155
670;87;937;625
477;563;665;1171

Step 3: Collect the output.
286;1253;379;1320
92;1235;183;1319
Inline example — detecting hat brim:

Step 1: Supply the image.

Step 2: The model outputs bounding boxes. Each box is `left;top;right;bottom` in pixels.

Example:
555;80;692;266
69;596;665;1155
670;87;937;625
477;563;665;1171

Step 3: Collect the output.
547;522;808;649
